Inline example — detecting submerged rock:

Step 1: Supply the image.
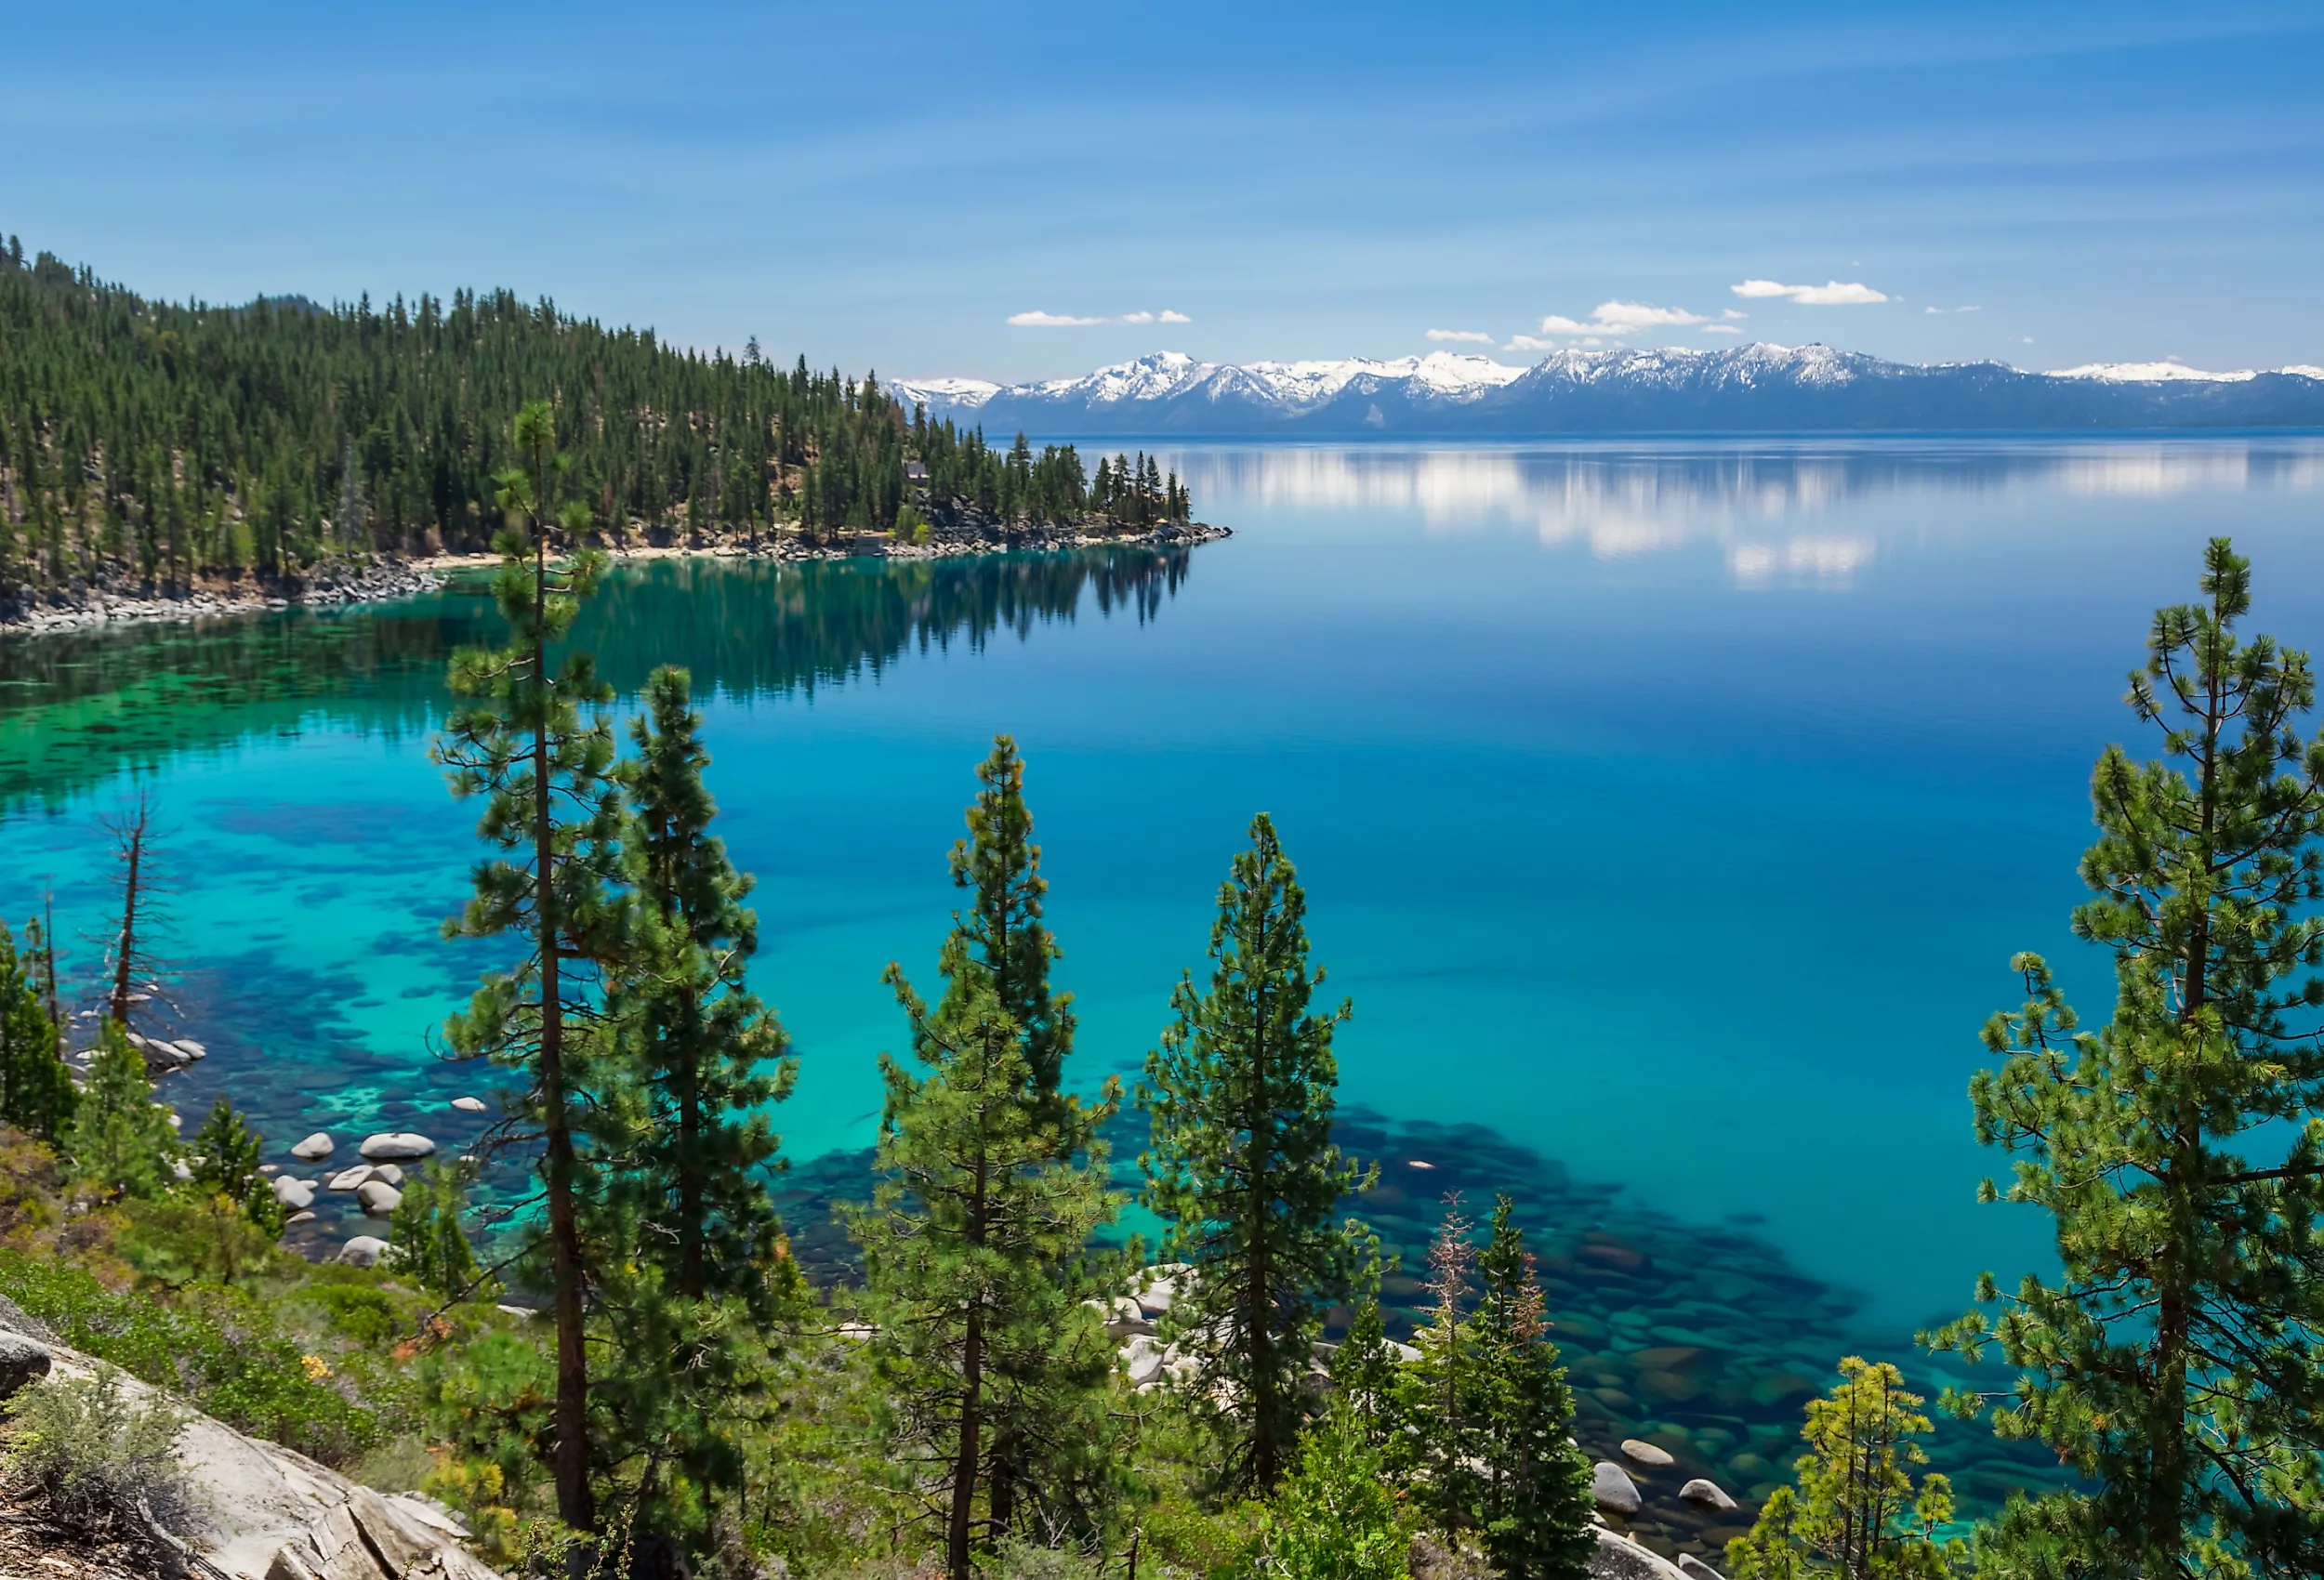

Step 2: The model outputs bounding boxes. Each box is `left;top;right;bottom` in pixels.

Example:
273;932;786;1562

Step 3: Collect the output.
1680;1478;1738;1513
359;1132;436;1161
1592;1461;1643;1518
1621;1438;1675;1468
1678;1554;1730;1580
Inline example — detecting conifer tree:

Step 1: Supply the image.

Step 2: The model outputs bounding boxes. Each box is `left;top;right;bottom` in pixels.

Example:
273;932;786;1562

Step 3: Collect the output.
432;399;622;1534
616;664;796;1305
388;1162;483;1299
1141;811;1370;1490
187;1095;284;1235
0;920;73;1141
1471;1195;1593;1580
1406;1195;1483;1531
848;744;1123;1580
60;1021;176;1200
1726;1359;1963;1580
1926;539;2324;1579
1331;1283;1406;1456
586;665;799;1555
945;735;1074;1098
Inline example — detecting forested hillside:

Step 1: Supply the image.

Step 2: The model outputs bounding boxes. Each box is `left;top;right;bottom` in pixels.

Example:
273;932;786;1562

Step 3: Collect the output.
0;238;1192;602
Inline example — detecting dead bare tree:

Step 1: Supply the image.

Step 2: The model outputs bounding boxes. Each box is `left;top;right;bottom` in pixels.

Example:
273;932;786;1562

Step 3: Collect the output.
97;793;173;1029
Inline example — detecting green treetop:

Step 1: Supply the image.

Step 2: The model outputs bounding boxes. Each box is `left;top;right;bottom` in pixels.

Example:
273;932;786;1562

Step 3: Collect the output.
431;399;623;1535
1142;812;1371;1491
1925;539;2324;1579
1471;1195;1593;1580
0;919;73;1142
946;734;1074;1097
61;1020;176;1201
1727;1358;1963;1580
388;1161;484;1301
186;1096;284;1236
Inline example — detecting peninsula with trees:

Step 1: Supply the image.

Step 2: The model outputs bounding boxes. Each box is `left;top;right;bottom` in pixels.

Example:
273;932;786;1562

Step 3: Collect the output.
0;239;1221;634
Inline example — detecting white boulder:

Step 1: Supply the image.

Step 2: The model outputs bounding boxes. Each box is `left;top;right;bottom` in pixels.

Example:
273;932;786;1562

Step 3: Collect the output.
337;1236;391;1268
272;1177;317;1211
359;1132;436;1161
1621;1439;1676;1468
329;1165;376;1192
291;1132;335;1162
451;1096;489;1113
357;1181;403;1218
1592;1461;1643;1518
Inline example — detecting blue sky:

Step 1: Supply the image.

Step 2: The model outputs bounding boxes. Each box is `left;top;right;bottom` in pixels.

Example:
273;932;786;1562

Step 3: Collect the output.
5;1;2319;380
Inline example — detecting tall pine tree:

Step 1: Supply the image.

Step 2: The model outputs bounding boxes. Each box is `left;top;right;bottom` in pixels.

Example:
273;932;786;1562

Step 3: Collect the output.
1141;811;1371;1489
432;399;622;1534
848;742;1123;1580
1927;538;2324;1578
588;664;799;1555
187;1096;284;1236
1471;1196;1593;1580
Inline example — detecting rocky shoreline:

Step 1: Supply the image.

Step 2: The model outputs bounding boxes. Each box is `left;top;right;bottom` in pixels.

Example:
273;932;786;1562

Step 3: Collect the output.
0;520;1233;639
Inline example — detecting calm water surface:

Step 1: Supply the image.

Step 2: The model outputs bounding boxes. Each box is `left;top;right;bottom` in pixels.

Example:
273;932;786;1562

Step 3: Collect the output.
7;438;2324;1523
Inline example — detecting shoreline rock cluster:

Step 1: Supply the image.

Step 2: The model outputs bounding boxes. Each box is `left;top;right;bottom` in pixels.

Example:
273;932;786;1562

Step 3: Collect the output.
0;560;451;638
0;519;1231;637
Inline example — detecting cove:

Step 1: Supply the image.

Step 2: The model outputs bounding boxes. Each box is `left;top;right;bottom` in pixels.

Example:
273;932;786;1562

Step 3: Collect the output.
7;437;2324;1524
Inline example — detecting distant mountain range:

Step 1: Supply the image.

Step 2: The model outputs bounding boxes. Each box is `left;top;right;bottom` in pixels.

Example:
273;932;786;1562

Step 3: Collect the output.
890;346;2324;437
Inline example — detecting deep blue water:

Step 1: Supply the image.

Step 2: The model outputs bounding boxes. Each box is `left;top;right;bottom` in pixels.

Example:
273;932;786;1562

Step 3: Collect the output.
7;437;2324;1522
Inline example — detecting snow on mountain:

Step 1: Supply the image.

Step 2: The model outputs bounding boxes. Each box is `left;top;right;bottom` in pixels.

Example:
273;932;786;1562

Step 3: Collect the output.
891;345;2324;436
2046;362;2259;383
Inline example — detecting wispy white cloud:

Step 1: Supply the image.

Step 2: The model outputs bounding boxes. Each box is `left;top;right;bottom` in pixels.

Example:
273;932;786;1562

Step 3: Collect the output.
1587;300;1708;329
1922;304;1981;314
1698;323;1744;335
1427;328;1496;345
1731;279;1888;305
1008;308;1192;327
1525;299;1710;344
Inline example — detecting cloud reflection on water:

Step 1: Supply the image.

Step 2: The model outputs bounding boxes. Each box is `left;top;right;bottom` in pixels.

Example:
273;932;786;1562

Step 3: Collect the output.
1165;440;2324;587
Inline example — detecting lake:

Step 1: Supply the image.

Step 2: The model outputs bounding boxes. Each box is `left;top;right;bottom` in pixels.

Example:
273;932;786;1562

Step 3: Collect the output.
7;436;2324;1526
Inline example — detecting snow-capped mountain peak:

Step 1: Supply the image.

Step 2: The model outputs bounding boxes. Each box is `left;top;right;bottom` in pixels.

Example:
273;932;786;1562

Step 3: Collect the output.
888;344;2324;436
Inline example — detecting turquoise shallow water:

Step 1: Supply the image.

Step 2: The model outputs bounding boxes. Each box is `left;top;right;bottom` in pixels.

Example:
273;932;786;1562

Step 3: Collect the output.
7;437;2324;1528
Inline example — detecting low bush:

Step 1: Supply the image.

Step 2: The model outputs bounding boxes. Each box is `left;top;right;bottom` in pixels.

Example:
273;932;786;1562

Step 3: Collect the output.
3;1366;202;1562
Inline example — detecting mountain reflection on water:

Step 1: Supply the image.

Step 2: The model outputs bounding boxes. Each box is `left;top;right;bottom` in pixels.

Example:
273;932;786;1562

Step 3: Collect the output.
0;543;1200;812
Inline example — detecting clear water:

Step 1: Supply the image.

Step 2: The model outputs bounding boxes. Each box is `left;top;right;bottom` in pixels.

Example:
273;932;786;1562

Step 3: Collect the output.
7;437;2324;1528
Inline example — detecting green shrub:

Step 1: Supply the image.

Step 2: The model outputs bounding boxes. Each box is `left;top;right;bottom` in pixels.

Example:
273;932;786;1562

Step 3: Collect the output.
3;1366;201;1560
0;1248;386;1464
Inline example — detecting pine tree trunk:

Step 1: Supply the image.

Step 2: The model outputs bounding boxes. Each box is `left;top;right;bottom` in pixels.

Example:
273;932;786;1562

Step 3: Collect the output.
678;977;705;1301
108;813;143;1025
1247;930;1276;1489
949;1143;991;1580
535;531;595;1535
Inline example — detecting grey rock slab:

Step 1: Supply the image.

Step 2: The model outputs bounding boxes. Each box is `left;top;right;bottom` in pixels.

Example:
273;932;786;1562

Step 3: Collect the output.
337;1235;390;1268
1592;1461;1644;1518
290;1132;335;1162
359;1131;436;1161
357;1181;403;1218
1587;1527;1689;1580
272;1177;317;1210
0;1331;51;1402
1678;1558;1730;1580
370;1164;403;1186
328;1165;376;1192
1680;1478;1738;1513
1622;1438;1676;1468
